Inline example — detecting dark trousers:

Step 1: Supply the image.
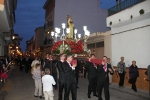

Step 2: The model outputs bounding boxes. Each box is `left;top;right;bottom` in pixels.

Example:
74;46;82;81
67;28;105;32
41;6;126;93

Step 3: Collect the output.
97;80;110;100
58;81;65;100
131;77;137;92
19;65;22;71
76;73;79;87
119;73;125;86
25;65;29;73
64;82;77;100
84;70;87;78
53;73;57;89
88;77;97;95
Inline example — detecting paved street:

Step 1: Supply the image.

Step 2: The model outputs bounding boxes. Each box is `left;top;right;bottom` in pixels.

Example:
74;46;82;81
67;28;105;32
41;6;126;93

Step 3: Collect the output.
0;65;149;100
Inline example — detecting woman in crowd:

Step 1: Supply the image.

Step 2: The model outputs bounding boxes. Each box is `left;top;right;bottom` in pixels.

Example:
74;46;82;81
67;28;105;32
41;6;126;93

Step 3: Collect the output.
31;56;40;74
129;60;139;92
117;57;126;87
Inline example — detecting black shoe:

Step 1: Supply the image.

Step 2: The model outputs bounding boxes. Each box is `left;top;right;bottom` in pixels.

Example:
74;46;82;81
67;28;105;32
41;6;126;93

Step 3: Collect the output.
87;94;91;98
77;86;79;88
93;94;98;97
34;95;38;98
39;96;42;99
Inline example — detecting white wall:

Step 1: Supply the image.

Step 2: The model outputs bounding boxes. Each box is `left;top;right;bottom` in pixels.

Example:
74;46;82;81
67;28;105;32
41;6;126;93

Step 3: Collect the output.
111;20;150;68
54;0;109;35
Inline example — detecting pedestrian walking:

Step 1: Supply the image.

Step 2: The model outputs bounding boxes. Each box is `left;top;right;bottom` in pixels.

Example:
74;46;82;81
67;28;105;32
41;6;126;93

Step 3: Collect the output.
129;60;139;92
116;57;126;87
31;56;40;74
42;68;56;100
57;53;66;100
32;63;42;99
87;54;98;98
63;54;77;100
97;56;114;100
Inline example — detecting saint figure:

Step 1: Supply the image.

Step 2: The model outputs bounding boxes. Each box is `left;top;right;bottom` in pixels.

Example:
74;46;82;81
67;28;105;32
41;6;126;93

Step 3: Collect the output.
67;15;74;39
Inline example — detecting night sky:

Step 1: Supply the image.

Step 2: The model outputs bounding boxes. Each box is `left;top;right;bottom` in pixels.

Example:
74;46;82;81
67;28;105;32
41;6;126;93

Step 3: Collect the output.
14;0;119;51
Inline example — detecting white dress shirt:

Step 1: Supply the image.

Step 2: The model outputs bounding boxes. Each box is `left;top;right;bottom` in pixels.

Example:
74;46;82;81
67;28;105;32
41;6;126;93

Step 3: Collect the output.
42;75;56;91
67;61;75;70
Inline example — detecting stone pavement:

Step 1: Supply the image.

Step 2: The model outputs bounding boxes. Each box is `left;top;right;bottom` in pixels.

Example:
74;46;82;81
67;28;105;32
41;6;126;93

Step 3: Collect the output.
0;65;149;100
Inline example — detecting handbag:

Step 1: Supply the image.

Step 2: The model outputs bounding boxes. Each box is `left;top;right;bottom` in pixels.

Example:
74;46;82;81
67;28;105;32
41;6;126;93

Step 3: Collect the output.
128;79;133;84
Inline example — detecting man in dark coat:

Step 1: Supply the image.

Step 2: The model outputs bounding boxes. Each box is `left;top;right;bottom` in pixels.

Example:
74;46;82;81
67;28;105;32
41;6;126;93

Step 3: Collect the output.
63;54;77;100
97;56;114;100
87;54;98;98
75;59;81;88
57;53;66;100
52;56;58;90
42;53;50;73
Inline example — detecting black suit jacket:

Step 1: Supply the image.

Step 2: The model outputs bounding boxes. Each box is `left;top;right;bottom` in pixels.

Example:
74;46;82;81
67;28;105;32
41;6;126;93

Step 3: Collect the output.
52;60;57;75
63;61;76;84
43;58;51;71
57;60;65;83
86;61;97;80
97;63;114;83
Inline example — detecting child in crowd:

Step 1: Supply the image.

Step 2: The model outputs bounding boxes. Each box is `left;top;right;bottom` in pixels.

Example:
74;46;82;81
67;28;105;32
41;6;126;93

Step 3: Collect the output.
32;63;42;99
0;63;8;83
42;68;56;100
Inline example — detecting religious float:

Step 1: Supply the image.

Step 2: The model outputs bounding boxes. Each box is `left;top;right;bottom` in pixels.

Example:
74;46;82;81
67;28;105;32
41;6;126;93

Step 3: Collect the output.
51;15;91;58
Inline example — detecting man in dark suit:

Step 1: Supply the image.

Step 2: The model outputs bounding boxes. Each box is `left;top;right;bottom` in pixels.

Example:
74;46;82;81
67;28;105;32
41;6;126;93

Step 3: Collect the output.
63;54;77;100
42;53;50;73
57;53;66;100
19;57;24;71
25;56;30;73
52;56;58;90
87;54;98;98
97;56;114;100
75;59;80;88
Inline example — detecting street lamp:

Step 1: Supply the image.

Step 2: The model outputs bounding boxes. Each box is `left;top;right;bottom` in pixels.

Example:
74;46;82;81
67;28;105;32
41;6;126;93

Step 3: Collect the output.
83;26;90;52
74;29;77;40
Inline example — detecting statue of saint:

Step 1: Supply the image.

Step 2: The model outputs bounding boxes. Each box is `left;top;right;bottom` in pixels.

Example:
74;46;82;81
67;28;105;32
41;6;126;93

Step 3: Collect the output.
67;15;74;39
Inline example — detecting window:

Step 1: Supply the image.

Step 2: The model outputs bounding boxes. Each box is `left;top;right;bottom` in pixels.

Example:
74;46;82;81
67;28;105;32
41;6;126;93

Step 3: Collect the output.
87;43;95;48
96;41;104;48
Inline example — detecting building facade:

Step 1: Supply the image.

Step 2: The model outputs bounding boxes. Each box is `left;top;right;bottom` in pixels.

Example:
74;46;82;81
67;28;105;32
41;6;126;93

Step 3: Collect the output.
34;26;44;58
87;31;111;59
106;0;150;90
43;0;110;54
0;0;17;56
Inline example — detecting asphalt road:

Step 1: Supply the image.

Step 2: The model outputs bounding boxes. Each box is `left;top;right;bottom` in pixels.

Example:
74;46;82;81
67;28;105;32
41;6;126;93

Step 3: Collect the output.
0;65;149;100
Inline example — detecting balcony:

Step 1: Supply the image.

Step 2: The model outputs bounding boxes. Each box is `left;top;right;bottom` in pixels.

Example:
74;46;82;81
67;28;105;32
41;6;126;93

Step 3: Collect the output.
108;0;145;16
44;38;54;47
106;0;150;28
44;21;53;31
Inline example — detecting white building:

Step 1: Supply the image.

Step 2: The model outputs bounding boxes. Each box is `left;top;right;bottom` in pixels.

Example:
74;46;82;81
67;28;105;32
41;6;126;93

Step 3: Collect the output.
0;0;17;56
106;0;150;68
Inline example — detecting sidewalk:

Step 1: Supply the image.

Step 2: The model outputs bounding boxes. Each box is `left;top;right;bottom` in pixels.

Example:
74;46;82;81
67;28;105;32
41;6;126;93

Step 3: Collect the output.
109;83;149;100
0;64;15;100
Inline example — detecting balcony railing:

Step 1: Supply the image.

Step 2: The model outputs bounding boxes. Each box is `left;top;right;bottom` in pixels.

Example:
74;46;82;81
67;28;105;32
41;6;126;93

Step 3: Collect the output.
44;21;53;30
44;38;53;46
108;0;144;16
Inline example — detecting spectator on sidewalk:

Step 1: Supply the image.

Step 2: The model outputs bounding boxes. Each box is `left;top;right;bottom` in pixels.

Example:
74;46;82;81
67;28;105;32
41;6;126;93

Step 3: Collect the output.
129;61;139;92
42;68;56;100
116;57;126;87
32;64;42;99
107;58;114;84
